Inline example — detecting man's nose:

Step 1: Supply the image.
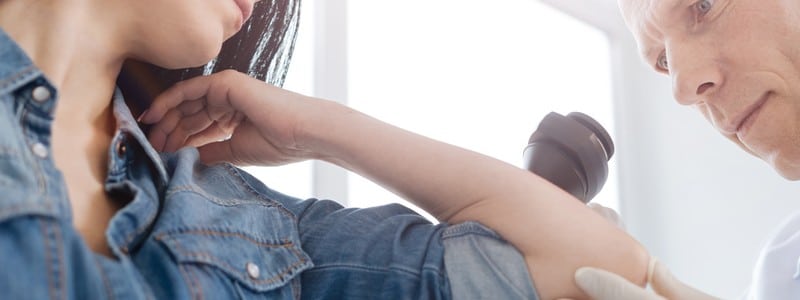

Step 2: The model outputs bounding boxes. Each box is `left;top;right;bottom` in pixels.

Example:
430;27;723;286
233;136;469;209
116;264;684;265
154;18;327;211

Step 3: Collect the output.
669;47;723;105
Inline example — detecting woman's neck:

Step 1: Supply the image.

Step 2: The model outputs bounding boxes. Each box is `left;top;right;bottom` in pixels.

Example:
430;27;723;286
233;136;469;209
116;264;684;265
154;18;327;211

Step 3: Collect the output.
1;1;134;256
0;0;126;126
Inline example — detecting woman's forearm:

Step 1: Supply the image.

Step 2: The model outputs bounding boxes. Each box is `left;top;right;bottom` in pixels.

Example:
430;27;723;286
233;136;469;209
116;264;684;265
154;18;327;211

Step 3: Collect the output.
300;98;649;299
142;73;648;299
140;70;649;299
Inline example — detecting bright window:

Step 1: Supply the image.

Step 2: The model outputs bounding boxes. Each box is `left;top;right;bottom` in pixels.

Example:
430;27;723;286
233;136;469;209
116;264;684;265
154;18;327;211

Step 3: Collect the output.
243;0;316;200
246;0;618;222
346;0;617;221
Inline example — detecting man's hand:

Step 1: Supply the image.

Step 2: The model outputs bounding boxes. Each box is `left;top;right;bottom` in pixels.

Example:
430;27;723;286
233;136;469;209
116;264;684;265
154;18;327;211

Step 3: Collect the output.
572;258;720;300
575;206;718;300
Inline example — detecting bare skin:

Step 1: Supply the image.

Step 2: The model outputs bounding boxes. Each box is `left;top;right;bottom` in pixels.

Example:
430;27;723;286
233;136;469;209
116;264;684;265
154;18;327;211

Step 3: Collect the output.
619;0;800;179
142;71;650;299
0;1;125;256
1;0;648;298
567;0;800;298
0;0;248;255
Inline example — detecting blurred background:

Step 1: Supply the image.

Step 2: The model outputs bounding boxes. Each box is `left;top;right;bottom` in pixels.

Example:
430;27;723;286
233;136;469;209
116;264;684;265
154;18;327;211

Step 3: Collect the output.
245;0;800;298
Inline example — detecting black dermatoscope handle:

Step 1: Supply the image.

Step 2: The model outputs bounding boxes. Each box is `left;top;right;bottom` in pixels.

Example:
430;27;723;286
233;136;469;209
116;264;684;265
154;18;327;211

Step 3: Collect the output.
523;112;615;203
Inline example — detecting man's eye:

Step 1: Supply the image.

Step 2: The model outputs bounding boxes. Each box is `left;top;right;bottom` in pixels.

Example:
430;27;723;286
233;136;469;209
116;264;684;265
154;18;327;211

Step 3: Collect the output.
657;53;669;71
695;0;714;15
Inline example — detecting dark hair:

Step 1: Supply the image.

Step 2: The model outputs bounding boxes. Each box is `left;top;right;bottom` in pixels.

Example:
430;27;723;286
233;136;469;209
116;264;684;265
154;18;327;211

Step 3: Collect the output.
117;0;301;114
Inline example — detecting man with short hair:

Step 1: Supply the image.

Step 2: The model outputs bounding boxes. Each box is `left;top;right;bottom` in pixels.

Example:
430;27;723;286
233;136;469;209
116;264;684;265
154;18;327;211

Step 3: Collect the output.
574;0;800;299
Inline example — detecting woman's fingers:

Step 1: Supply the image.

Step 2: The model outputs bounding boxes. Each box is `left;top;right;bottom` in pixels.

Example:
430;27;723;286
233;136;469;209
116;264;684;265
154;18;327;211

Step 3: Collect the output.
140;74;217;124
147;108;184;151
196;122;259;165
142;70;309;165
155;110;241;152
176;96;209;116
162;112;214;152
186;123;232;149
183;112;244;149
147;92;245;152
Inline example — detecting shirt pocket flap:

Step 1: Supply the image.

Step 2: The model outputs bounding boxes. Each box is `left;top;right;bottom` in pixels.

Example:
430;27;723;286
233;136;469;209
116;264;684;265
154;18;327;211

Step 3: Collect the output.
156;229;312;292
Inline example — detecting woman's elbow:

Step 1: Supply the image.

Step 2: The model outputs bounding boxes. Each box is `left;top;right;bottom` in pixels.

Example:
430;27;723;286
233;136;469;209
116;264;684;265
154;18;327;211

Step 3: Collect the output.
524;229;650;300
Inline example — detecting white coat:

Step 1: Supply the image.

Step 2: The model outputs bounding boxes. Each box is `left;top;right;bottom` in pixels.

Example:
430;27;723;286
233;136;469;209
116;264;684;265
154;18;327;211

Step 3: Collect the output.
745;211;800;299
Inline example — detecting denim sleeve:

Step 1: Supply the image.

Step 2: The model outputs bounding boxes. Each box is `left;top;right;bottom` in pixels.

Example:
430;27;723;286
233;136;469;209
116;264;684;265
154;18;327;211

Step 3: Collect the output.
288;199;541;300
292;200;451;299
234;169;539;299
442;221;540;299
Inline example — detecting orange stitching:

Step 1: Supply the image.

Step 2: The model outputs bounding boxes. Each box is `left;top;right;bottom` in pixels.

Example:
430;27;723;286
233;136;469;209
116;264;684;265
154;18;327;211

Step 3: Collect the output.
157;229;294;248
176;250;308;286
53;222;66;300
224;165;297;219
0;65;36;90
178;264;201;300
0;203;58;218
189;266;205;300
92;257;115;300
156;231;308;288
165;185;279;209
39;220;56;300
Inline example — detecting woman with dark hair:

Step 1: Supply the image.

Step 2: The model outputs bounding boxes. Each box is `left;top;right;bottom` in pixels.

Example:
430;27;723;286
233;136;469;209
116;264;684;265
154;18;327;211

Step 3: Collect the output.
0;0;648;299
118;0;301;113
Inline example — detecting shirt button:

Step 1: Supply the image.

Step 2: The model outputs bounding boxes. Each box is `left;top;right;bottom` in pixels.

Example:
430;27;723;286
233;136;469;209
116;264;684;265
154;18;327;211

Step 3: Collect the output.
246;262;260;279
32;143;48;158
32;86;51;103
115;140;127;157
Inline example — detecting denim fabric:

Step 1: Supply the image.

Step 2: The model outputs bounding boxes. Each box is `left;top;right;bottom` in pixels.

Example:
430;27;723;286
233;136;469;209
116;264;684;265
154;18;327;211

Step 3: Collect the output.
443;222;539;299
0;27;539;299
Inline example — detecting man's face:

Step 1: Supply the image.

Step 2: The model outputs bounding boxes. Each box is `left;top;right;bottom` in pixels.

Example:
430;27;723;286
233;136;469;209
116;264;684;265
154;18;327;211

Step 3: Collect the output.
619;0;800;179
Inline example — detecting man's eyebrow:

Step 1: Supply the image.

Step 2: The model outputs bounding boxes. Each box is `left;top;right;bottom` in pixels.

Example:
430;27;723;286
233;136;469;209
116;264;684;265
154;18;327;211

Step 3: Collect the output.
626;0;686;68
637;26;663;63
656;0;690;13
669;0;689;10
647;0;688;25
641;0;691;59
639;43;666;71
643;46;659;62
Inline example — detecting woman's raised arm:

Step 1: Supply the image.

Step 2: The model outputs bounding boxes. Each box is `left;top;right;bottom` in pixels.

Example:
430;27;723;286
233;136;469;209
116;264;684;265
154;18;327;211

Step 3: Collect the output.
141;70;649;300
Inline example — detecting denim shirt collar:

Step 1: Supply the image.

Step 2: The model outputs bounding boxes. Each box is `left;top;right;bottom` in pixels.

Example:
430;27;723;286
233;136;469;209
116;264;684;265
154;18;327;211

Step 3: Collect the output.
111;89;168;187
0;29;41;97
0;27;168;189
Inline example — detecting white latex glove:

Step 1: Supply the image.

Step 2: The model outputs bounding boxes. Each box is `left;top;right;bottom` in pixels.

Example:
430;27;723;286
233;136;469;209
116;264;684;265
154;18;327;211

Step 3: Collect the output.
573;257;720;300
587;202;626;230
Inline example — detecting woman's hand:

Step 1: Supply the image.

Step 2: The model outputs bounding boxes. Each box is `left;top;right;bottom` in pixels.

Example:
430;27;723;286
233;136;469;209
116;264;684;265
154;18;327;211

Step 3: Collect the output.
142;70;650;300
139;70;323;166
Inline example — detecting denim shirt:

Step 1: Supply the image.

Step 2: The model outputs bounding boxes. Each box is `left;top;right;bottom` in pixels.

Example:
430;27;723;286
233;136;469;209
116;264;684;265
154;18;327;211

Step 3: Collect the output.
0;27;541;300
0;28;319;299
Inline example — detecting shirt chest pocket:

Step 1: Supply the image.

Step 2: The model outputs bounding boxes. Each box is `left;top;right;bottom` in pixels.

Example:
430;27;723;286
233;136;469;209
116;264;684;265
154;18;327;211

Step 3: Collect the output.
156;229;312;299
152;153;313;298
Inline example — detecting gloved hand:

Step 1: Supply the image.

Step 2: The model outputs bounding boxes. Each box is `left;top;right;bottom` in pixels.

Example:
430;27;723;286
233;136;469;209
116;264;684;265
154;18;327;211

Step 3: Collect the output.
573;257;720;300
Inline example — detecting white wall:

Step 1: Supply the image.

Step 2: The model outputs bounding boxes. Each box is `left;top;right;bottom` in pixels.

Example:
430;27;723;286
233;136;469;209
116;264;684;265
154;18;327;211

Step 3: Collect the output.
545;0;800;298
275;0;800;297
